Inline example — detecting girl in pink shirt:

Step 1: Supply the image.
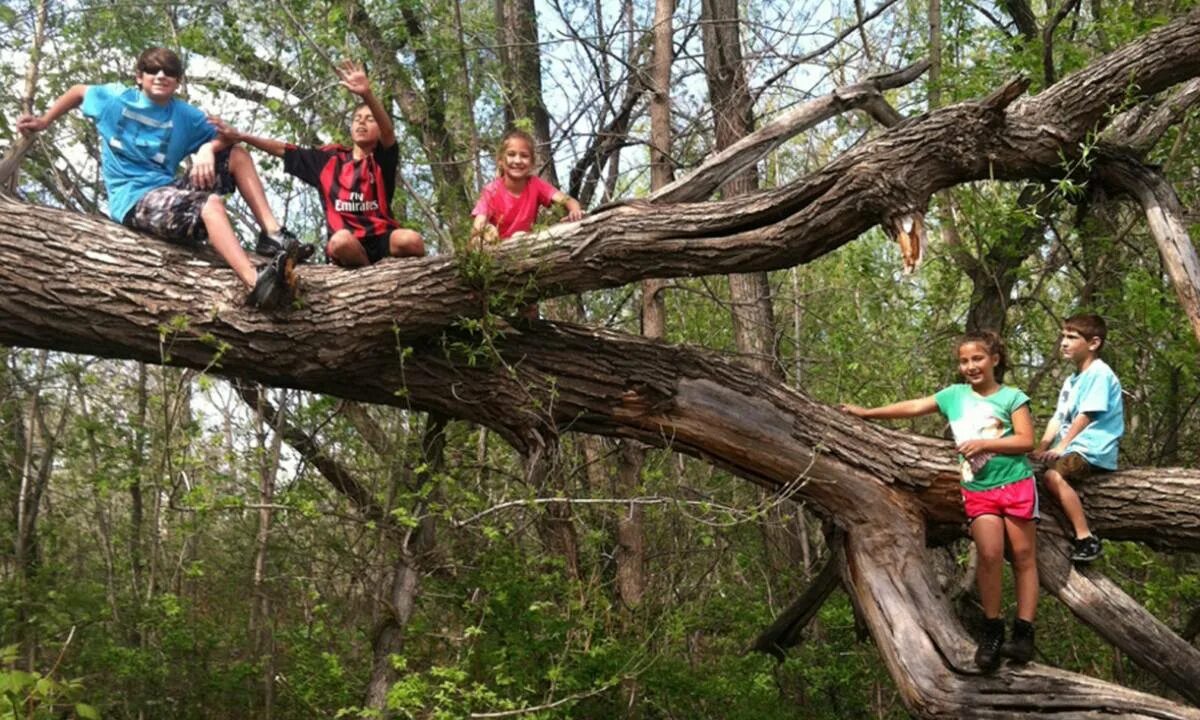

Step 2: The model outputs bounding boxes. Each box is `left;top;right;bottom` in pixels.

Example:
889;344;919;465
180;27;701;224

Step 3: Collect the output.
471;129;583;245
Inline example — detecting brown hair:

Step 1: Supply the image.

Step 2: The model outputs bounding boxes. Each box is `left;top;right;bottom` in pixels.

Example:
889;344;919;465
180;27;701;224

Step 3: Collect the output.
136;47;184;78
1063;313;1107;352
497;128;536;169
956;329;1009;383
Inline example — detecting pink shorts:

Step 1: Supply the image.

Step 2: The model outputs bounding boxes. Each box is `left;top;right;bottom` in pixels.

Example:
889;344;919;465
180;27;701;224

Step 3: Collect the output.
962;476;1039;522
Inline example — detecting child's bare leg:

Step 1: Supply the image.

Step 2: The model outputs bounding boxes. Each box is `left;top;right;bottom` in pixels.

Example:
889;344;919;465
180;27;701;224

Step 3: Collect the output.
201;195;257;288
970;515;1006;618
328;230;370;267
1004;517;1039;622
1043;468;1091;539
226;146;281;234
389;228;425;258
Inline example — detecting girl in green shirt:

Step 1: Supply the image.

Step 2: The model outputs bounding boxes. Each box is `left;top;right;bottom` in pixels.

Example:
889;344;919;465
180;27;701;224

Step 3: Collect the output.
841;330;1037;672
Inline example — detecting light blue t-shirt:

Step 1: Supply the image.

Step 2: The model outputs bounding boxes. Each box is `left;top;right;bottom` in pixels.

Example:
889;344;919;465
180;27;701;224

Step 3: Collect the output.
81;84;216;223
1052;359;1124;470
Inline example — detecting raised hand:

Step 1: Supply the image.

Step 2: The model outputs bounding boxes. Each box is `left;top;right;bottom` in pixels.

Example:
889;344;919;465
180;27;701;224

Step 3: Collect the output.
336;60;371;97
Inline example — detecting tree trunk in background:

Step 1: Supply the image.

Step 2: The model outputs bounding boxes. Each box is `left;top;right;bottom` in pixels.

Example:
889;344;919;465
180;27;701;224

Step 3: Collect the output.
0;0;45;193
129;363;147;647
11;351;70;670
366;415;448;715
495;0;587;579
250;387;285;719
701;0;806;579
495;0;557;183
614;0;674;623
701;0;777;380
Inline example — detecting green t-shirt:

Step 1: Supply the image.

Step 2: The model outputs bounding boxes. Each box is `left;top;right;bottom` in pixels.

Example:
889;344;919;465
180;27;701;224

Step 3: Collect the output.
934;384;1034;491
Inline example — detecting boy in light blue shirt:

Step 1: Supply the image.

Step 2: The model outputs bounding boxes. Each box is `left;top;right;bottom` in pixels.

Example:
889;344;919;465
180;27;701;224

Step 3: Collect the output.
1033;313;1124;563
16;47;307;310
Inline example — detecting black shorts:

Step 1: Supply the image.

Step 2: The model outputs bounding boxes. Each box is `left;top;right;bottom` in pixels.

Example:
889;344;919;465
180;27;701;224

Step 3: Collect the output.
325;232;391;265
123;149;236;244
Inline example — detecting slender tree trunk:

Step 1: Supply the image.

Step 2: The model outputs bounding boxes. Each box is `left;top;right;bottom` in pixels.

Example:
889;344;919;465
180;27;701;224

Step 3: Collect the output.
494;0;556;182
614;0;675;622
130;364;148;646
365;416;448;714
250;387;285;719
0;0;46;192
700;0;807;579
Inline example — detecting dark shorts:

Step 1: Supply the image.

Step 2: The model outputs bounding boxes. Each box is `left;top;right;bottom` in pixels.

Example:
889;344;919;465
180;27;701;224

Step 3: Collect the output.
1049;453;1109;484
123;149;236;244
325;231;391;265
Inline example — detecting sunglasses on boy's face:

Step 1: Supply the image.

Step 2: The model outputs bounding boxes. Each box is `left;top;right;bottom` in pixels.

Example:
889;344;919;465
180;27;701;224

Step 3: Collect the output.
140;65;180;79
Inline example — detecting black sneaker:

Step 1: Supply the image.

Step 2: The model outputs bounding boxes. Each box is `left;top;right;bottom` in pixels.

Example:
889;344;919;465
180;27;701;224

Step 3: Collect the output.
247;239;301;311
248;264;286;310
1001;619;1035;663
256;226;315;263
975;618;1005;673
1071;535;1103;563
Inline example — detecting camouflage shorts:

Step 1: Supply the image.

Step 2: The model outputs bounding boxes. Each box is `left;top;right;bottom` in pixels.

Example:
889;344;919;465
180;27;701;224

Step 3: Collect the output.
122;149;236;244
1049;453;1109;484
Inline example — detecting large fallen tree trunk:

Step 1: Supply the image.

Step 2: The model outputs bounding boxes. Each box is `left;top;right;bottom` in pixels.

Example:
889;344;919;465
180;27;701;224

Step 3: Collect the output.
3;272;1200;714
3;10;1200;718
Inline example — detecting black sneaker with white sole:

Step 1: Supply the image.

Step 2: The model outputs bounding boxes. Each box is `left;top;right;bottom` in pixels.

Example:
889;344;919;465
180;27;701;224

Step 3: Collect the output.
1071;535;1103;563
256;226;315;263
247;238;302;311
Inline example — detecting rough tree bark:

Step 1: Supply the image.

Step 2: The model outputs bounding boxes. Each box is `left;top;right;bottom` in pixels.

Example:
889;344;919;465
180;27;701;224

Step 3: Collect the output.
3;12;1200;718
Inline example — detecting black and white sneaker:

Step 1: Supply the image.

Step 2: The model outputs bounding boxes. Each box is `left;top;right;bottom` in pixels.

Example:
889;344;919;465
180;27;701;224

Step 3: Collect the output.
247;239;302;311
1070;535;1103;563
256;227;315;263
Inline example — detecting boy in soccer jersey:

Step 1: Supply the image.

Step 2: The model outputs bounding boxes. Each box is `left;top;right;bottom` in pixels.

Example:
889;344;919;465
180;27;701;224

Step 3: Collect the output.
214;60;424;266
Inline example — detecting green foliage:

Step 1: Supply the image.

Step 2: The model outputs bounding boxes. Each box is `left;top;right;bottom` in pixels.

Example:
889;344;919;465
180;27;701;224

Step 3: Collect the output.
0;645;98;720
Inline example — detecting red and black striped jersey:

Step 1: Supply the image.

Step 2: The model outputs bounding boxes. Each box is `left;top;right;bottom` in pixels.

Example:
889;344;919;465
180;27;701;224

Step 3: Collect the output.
283;141;400;239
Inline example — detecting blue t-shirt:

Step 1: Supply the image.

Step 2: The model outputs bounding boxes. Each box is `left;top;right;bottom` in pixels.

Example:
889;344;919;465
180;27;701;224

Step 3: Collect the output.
81;84;216;222
1052;359;1124;470
934;384;1034;491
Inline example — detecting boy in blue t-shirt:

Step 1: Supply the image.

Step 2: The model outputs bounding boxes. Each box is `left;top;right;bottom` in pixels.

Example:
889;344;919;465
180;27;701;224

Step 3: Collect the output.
1032;313;1124;563
15;47;308;310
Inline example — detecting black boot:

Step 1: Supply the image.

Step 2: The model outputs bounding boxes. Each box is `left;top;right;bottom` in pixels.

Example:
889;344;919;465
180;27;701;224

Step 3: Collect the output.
1001;619;1035;663
975;617;1005;672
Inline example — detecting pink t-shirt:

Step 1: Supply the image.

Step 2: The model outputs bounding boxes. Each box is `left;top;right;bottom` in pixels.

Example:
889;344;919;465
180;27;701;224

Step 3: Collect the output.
472;175;559;239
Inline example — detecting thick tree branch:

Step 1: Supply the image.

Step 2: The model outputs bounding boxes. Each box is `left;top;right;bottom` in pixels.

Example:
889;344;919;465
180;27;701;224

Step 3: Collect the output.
649;60;929;204
1036;521;1200;704
1094;155;1200;345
